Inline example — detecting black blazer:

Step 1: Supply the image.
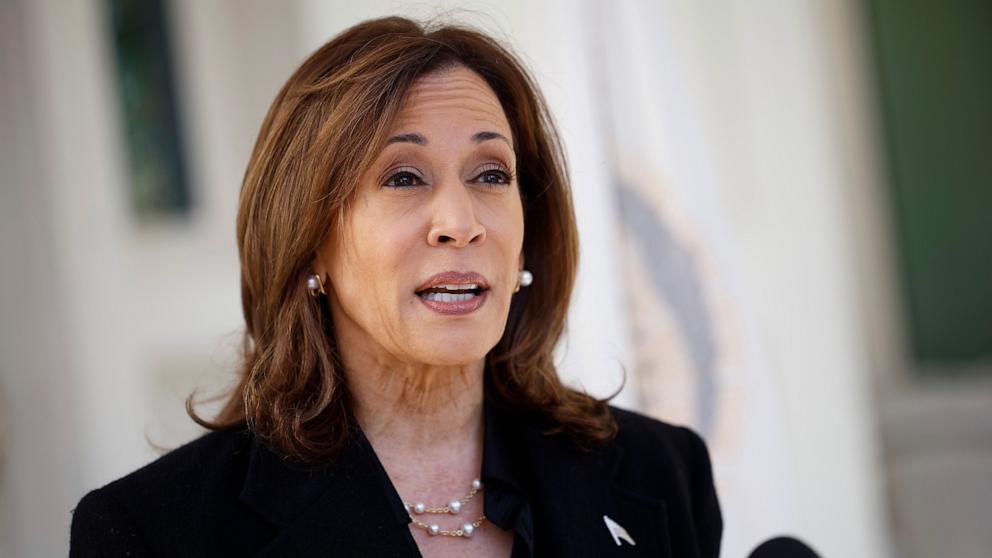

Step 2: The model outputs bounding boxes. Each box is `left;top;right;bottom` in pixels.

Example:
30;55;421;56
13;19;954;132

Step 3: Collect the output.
70;395;722;557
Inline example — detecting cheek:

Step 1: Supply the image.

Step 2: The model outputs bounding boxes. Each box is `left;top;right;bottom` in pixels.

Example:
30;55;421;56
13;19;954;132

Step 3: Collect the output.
335;207;420;301
483;193;525;253
505;188;525;239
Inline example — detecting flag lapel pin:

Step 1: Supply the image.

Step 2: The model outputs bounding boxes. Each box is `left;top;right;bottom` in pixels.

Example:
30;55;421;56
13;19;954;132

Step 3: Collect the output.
603;515;637;547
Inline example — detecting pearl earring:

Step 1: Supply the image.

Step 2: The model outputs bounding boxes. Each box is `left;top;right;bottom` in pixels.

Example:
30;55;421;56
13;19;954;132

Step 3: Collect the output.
514;269;533;293
306;273;326;297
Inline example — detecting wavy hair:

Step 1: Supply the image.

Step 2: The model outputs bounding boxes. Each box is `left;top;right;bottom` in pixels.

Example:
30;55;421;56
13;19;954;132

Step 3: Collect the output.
190;16;618;463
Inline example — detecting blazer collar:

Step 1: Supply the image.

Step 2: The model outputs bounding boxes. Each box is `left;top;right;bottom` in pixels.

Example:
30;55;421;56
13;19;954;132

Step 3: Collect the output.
237;389;672;557
516;414;674;557
480;378;533;496
239;426;418;557
481;381;671;556
237;388;540;556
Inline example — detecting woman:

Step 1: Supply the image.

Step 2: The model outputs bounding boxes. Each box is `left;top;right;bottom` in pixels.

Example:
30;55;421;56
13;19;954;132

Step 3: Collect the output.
71;16;722;558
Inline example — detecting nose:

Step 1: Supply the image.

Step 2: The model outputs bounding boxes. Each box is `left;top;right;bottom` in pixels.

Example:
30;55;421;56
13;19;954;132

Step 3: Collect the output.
426;178;486;247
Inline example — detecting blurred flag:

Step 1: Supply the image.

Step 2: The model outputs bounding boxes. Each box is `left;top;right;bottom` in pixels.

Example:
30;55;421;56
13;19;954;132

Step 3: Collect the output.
587;2;797;555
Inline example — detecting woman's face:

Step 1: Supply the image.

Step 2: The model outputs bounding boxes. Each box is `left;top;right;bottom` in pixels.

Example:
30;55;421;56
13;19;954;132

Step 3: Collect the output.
316;65;524;369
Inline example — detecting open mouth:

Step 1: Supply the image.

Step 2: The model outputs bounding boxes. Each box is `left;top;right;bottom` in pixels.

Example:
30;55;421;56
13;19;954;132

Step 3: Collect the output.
415;283;487;302
414;272;490;314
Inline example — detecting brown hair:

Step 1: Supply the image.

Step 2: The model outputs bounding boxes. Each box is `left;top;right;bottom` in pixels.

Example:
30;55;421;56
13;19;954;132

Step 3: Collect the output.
190;16;618;463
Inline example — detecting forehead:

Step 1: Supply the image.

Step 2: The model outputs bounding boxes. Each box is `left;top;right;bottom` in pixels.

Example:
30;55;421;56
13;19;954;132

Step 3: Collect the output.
389;66;512;140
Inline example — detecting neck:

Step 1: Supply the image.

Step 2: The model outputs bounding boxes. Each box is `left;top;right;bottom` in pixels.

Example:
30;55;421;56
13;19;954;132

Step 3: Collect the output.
343;349;486;456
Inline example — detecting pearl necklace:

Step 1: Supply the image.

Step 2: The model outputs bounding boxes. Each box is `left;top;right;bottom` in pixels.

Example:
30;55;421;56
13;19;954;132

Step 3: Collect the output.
403;478;486;538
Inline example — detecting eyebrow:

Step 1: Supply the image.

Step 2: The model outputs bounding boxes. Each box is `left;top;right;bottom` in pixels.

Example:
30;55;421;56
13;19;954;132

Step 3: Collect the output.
472;131;512;147
384;131;513;149
385;133;427;146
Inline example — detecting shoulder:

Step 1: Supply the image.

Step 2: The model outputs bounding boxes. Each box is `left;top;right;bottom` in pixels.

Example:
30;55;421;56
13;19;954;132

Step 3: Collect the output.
609;405;714;474
606;405;723;558
82;427;252;507
605;405;718;499
70;428;269;557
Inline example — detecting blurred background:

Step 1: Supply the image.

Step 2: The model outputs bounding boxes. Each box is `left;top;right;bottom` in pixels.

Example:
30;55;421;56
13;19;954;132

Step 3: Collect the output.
1;0;989;556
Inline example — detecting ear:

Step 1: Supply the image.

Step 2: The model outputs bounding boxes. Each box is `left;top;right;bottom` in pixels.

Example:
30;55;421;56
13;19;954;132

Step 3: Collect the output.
518;251;525;271
313;224;341;282
312;249;328;282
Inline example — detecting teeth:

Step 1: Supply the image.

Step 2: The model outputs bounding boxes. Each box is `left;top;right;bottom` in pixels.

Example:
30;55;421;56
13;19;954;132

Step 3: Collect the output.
423;292;476;302
435;283;478;291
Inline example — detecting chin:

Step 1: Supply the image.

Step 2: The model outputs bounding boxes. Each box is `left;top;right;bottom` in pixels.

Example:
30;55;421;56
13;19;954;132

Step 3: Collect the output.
413;334;496;367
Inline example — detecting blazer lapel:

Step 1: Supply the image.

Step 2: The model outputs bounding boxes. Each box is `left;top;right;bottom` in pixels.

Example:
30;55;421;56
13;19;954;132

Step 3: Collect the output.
240;429;420;557
237;394;677;557
521;424;673;557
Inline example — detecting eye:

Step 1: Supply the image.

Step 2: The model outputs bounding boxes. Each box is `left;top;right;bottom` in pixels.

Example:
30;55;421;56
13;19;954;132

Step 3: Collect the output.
383;168;425;188
473;164;515;187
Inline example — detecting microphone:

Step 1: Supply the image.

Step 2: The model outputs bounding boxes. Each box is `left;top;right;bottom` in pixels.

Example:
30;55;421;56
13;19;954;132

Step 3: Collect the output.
747;536;821;558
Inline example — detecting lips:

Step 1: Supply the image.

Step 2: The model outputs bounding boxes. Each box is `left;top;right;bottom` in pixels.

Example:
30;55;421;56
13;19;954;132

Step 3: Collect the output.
415;271;490;315
414;271;490;294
